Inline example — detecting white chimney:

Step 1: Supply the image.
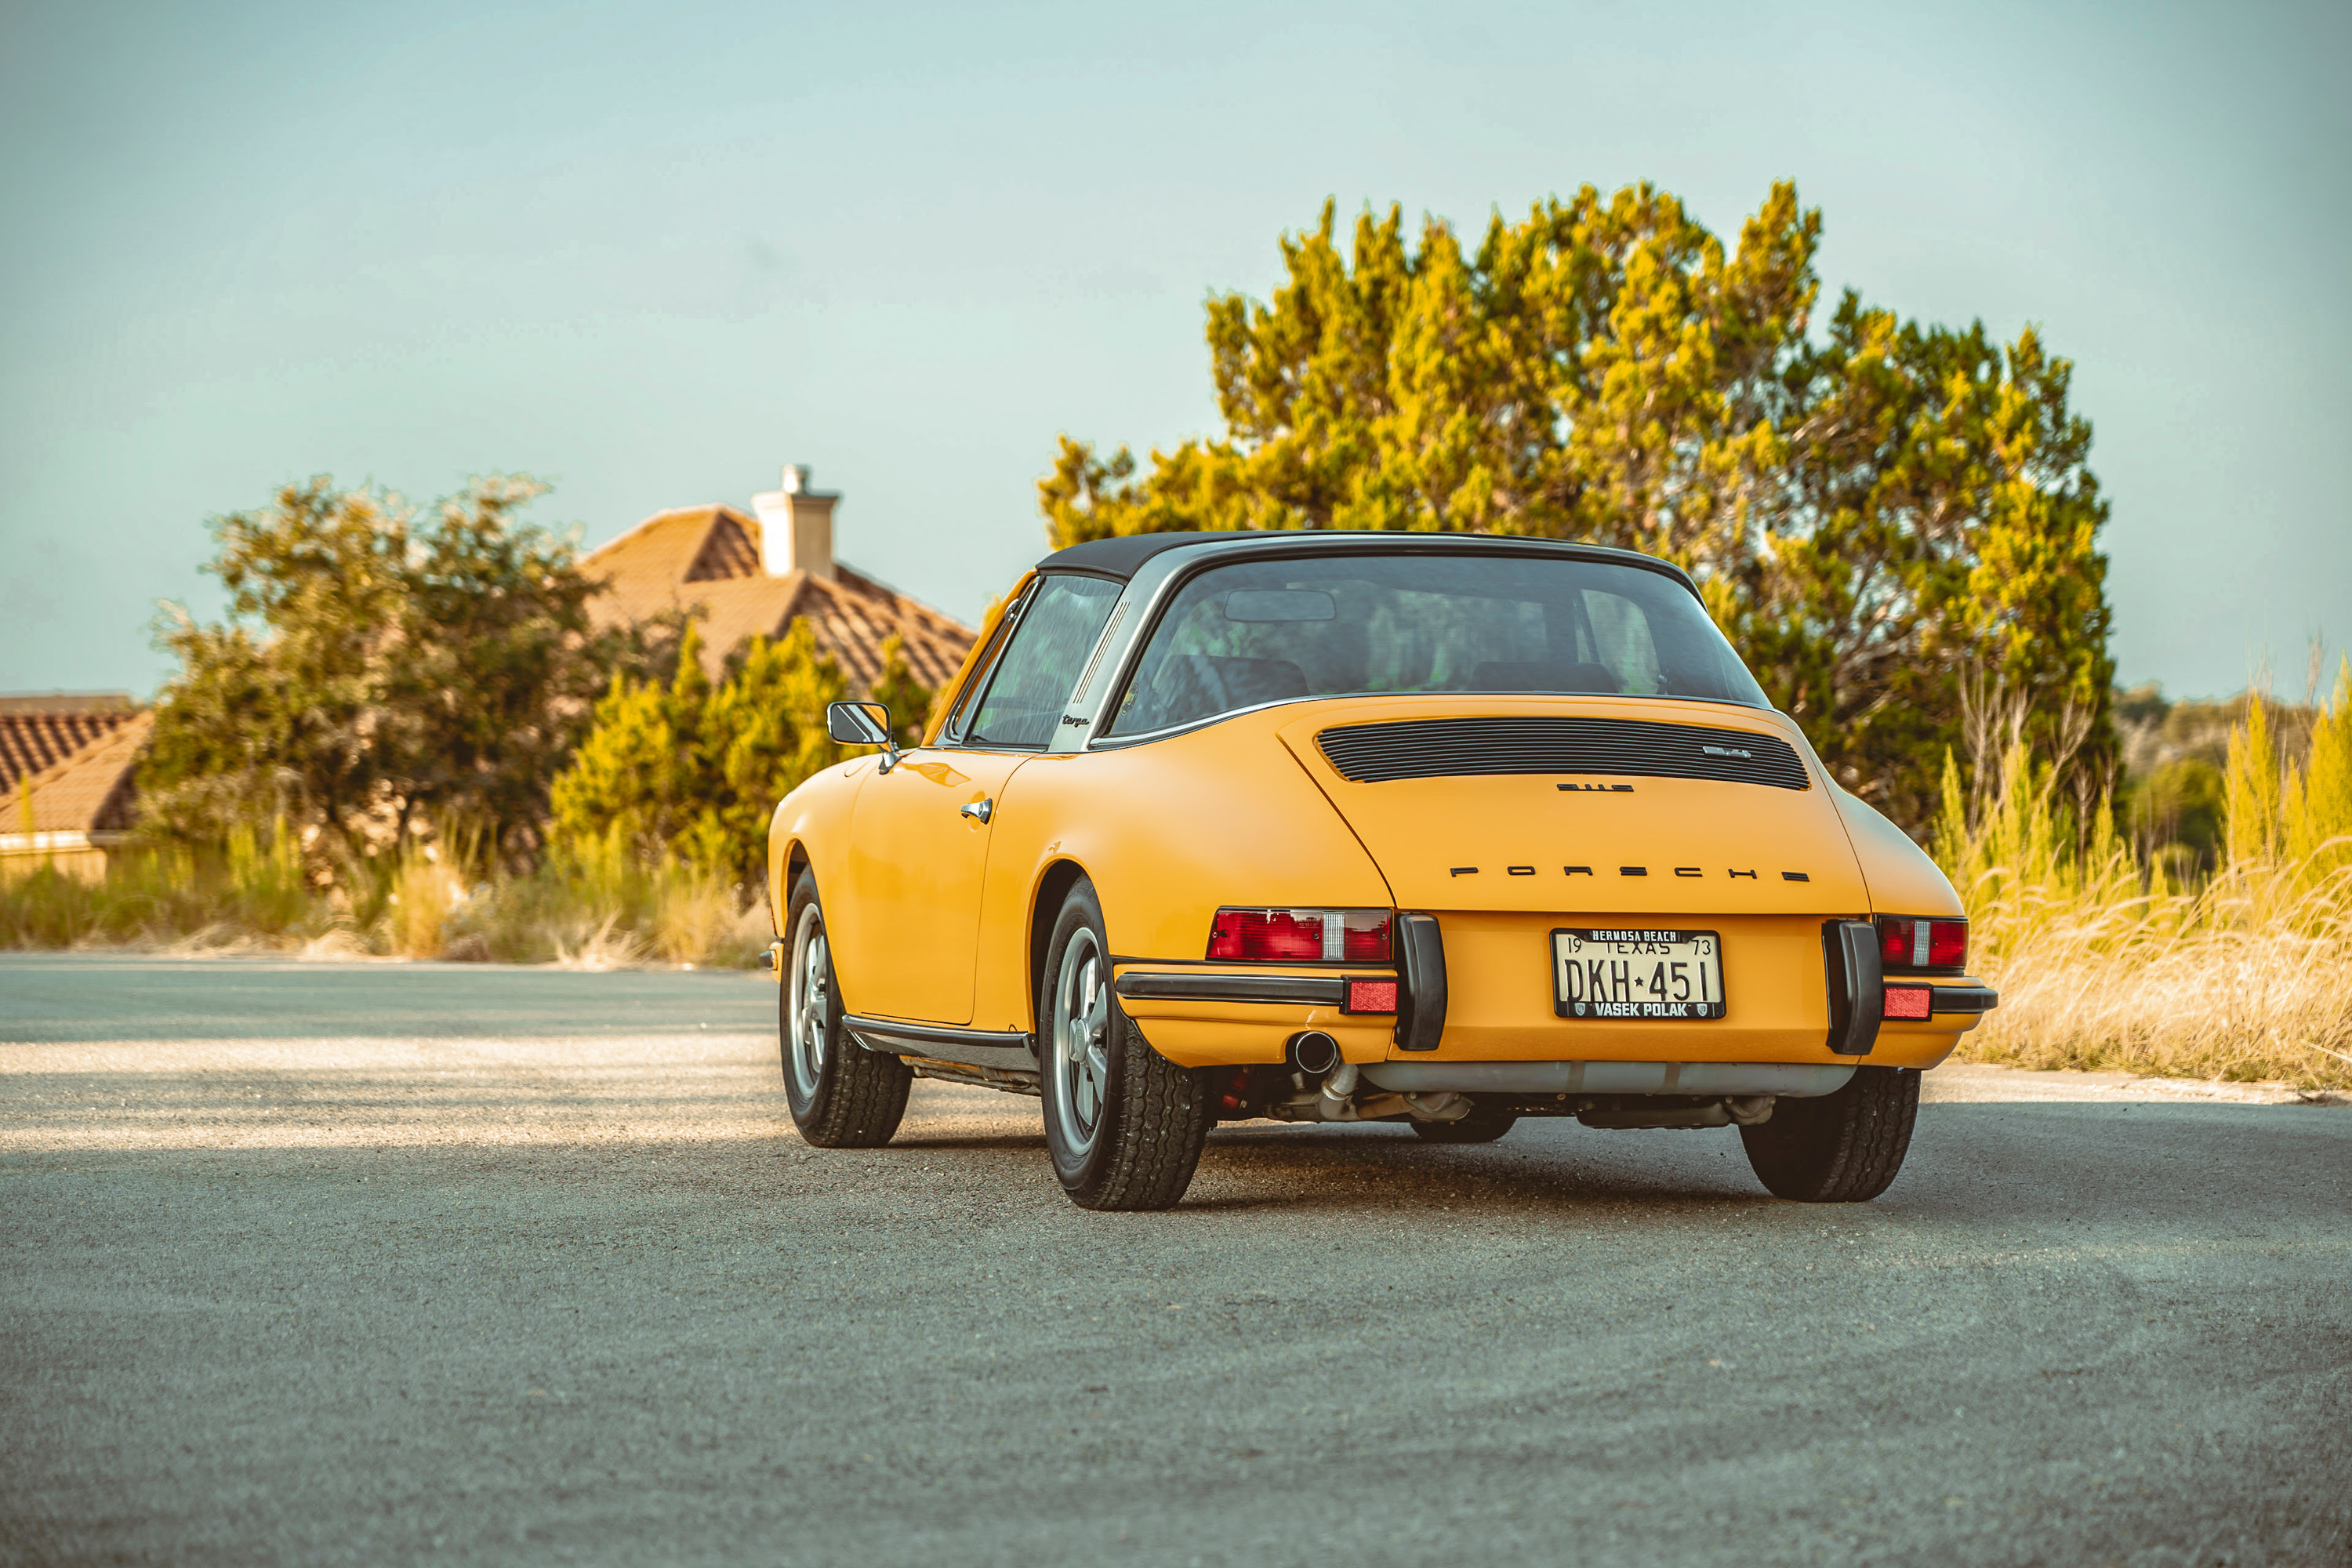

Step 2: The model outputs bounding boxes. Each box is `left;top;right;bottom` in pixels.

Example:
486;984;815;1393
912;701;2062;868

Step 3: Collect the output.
750;463;837;580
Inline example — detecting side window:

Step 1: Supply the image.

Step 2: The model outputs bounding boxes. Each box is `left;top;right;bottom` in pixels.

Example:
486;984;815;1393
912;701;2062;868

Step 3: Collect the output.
942;593;1027;741
962;575;1123;750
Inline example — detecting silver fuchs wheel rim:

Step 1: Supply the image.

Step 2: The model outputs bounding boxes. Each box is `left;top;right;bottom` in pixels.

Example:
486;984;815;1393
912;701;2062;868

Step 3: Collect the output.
787;904;830;1099
1051;927;1110;1154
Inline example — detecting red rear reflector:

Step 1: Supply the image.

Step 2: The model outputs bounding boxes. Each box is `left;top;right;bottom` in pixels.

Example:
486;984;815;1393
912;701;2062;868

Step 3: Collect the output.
1883;985;1933;1021
1927;920;1968;967
1207;908;1392;962
1345;979;1399;1014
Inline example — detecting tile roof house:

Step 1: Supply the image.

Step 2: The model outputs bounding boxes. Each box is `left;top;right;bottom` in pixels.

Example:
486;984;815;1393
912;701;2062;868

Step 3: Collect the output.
1;695;152;880
2;467;970;881
583;466;975;696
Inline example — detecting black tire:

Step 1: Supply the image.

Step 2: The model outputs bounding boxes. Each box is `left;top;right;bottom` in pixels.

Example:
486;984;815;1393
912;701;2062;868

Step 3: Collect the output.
1038;878;1213;1210
779;869;910;1149
1740;1065;1918;1202
1411;1111;1519;1144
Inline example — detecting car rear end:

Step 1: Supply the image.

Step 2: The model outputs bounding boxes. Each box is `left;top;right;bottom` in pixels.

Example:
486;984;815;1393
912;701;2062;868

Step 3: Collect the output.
1073;538;1994;1151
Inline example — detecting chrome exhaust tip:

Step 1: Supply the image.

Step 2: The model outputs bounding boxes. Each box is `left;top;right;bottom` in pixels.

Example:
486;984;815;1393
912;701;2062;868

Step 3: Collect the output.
1287;1030;1341;1078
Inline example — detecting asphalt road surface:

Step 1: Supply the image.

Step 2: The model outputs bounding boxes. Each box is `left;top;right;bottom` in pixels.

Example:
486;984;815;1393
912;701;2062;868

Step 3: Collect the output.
2;954;2346;1566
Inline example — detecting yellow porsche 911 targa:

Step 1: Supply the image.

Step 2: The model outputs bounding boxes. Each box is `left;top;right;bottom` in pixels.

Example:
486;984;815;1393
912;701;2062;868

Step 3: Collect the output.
764;532;1996;1210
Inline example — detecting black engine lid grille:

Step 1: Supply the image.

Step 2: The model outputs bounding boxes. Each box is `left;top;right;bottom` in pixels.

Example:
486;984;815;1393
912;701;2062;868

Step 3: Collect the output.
1316;715;1812;790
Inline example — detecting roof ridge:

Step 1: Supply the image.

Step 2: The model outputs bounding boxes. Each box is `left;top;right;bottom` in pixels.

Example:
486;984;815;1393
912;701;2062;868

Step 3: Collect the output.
583;503;754;564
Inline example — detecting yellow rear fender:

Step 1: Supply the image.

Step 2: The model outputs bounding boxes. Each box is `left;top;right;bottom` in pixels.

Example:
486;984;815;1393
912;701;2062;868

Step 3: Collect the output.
968;718;1394;1036
1828;784;1965;918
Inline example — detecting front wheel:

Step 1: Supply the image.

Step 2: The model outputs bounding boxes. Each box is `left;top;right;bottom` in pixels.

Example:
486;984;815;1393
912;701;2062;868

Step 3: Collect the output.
1039;878;1213;1210
1740;1065;1918;1202
780;870;909;1148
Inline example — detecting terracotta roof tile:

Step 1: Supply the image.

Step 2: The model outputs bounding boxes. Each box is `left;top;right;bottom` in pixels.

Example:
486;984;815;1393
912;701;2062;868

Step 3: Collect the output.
1;707;142;792
683;513;761;581
8;712;152;834
580;506;753;630
581;506;976;698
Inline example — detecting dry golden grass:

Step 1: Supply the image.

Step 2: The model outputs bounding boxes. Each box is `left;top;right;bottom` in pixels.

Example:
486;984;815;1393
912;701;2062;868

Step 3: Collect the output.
549;913;649;971
1958;859;2351;1087
387;845;466;960
1947;672;2352;1089
650;872;771;968
0;820;772;971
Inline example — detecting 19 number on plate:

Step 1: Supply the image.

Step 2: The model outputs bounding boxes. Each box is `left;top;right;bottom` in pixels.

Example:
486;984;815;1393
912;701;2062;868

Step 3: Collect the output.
1552;928;1726;1020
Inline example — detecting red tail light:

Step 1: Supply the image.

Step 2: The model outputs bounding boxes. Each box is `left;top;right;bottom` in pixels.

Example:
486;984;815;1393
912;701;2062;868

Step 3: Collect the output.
1875;916;1968;971
1207;908;1393;963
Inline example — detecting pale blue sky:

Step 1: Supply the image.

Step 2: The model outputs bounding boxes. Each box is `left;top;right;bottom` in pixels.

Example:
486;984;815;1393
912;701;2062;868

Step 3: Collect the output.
2;0;2344;702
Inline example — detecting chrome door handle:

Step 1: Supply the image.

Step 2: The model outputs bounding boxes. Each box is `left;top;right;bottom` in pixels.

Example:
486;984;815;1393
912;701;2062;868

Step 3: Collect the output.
960;797;993;824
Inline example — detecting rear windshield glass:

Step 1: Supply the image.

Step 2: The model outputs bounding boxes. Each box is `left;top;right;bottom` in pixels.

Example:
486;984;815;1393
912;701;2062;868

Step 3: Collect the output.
1105;552;1767;737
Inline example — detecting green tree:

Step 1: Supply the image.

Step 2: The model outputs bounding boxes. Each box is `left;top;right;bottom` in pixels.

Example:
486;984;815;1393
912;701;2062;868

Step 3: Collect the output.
868;633;937;749
1040;182;2114;830
143;476;662;867
2123;757;2225;871
550;621;849;888
548;623;711;867
679;623;850;882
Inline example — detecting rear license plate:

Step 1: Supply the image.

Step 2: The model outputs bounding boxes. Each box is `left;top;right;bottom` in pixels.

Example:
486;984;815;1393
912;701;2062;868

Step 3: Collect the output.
1552;928;1726;1019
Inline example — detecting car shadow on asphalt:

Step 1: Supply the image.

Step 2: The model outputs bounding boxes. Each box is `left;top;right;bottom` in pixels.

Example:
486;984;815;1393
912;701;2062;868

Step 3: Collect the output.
884;1132;1044;1152
1184;1124;1770;1213
1168;1099;2352;1221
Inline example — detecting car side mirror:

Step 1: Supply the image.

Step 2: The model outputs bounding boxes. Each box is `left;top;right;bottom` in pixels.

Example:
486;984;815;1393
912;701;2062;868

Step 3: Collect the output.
826;700;900;772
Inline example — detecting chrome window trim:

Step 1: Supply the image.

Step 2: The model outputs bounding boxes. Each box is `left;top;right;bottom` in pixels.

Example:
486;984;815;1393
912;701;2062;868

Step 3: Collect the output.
1045;599;1132;754
1051;542;1232;751
939;578;1039;750
956;572;1125;756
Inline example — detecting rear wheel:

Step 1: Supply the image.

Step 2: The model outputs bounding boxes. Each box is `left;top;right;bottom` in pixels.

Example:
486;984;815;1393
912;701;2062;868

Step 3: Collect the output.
780;870;910;1148
1039;878;1213;1210
1739;1065;1918;1202
1411;1111;1518;1144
